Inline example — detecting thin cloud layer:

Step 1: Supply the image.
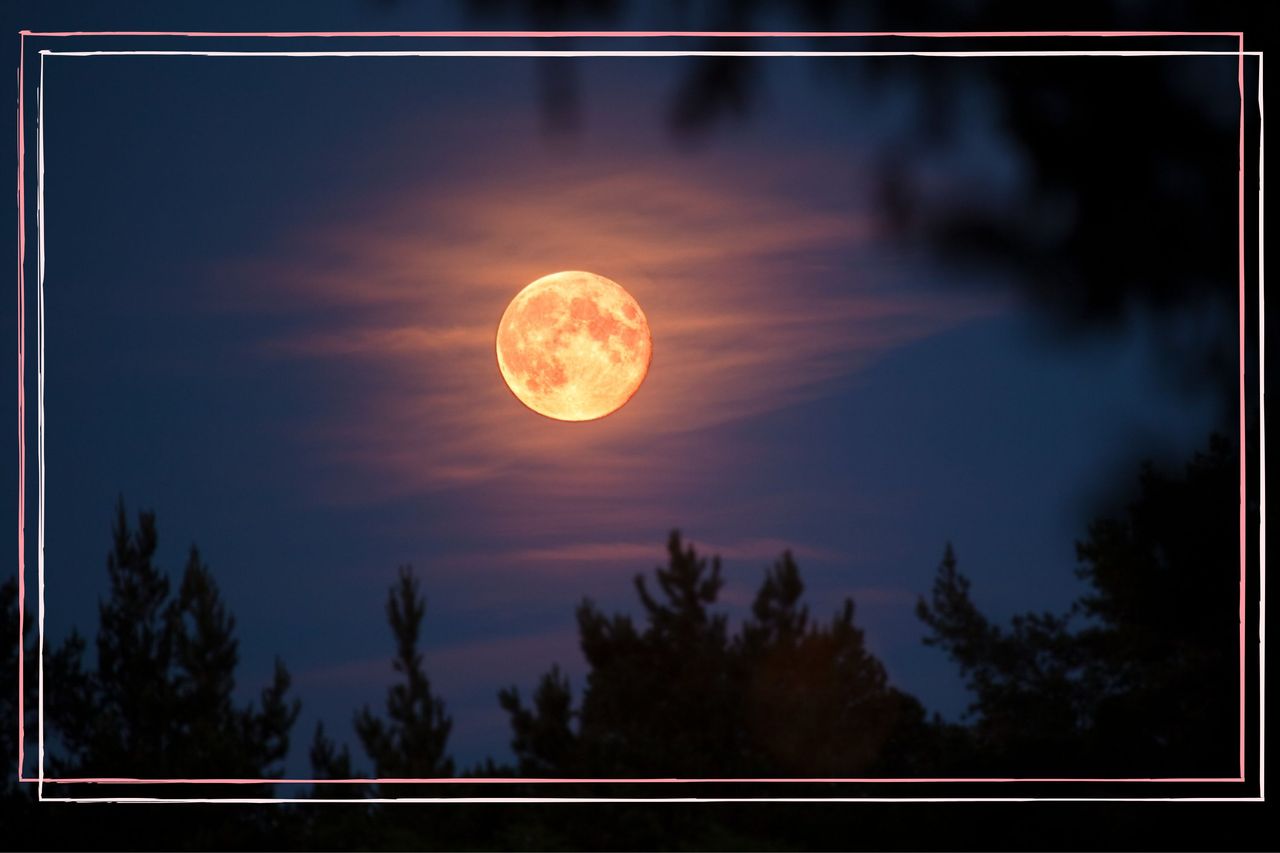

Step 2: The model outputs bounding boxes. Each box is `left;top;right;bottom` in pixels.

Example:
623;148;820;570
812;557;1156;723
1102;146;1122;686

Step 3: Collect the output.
244;152;994;520
501;537;840;567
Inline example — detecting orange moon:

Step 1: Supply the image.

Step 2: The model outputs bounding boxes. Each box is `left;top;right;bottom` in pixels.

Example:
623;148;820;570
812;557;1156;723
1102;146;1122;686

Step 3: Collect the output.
496;271;652;422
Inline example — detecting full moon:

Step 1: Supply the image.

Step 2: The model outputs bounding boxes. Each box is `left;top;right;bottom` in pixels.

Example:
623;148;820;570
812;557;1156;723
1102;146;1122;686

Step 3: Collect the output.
496;271;652;422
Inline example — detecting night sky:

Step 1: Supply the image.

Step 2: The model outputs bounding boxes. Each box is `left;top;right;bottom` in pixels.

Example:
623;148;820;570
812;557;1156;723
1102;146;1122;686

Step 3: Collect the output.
7;12;1237;776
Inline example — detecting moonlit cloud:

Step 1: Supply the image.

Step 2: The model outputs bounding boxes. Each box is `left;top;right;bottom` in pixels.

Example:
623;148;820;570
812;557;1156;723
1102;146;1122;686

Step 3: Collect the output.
241;150;996;525
500;537;840;566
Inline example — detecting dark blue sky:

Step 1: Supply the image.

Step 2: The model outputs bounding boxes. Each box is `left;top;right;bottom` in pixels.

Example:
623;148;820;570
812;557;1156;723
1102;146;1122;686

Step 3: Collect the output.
6;9;1234;776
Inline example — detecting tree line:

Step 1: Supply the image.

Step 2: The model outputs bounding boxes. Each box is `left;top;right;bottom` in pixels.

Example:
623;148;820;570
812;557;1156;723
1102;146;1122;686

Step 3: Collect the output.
1;436;1240;848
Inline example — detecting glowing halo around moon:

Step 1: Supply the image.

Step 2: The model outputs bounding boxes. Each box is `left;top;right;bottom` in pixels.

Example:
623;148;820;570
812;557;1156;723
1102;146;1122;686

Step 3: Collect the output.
496;271;653;422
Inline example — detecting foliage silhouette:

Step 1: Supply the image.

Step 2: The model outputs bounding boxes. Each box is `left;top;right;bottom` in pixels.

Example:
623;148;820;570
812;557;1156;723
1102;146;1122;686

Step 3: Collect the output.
1;433;1253;847
1;576;33;785
47;499;301;785
0;501;304;847
353;564;454;783
736;554;941;777
299;721;375;845
309;720;360;791
500;530;945;778
917;436;1239;776
301;565;458;846
498;664;575;777
1;576;37;846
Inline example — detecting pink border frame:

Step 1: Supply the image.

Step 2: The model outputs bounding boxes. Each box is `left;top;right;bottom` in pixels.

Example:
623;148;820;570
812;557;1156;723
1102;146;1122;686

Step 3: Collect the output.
15;27;26;791
14;28;1254;791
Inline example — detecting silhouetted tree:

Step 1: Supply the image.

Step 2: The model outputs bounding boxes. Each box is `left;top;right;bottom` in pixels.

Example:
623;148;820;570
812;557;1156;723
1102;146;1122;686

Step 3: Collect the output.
310;720;356;786
1076;435;1239;774
574;531;740;776
918;436;1239;776
0;576;37;845
502;531;941;778
0;500;305;848
498;664;576;776
737;553;937;776
916;544;1085;773
1;575;34;781
354;564;454;781
50;501;174;776
47;499;301;783
297;721;375;846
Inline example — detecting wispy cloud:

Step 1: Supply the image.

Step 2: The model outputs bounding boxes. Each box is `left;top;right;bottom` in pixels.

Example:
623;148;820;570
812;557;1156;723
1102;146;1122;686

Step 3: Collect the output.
238;151;994;515
501;536;840;567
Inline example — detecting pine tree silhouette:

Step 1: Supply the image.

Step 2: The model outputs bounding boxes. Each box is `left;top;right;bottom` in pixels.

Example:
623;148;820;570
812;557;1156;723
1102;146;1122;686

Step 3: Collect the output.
498;664;576;776
0;576;37;845
738;552;934;776
47;499;301;783
502;531;939;778
354;564;454;781
917;437;1239;776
